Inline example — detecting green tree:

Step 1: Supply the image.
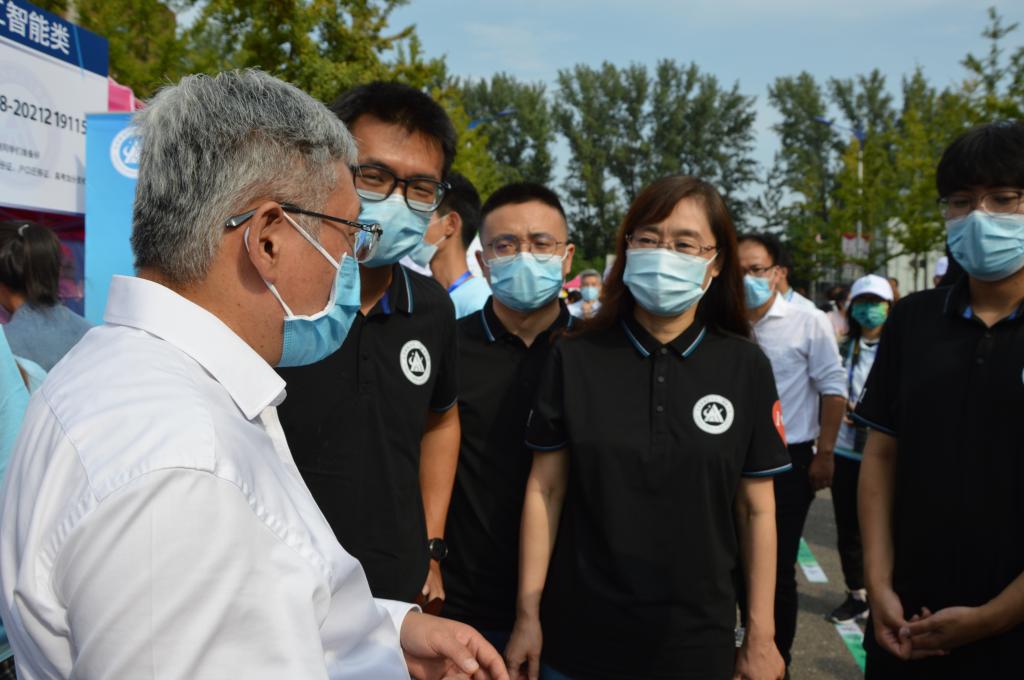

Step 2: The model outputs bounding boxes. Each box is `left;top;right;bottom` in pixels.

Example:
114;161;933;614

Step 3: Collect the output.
961;6;1024;121
458;73;555;186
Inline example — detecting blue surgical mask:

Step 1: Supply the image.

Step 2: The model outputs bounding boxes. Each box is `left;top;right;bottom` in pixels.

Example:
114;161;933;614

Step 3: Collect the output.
250;214;361;368
580;285;600;302
487;253;565;312
359;194;431;267
623;248;714;317
946;211;1024;281
407;234;445;269
744;274;774;309
851;301;888;329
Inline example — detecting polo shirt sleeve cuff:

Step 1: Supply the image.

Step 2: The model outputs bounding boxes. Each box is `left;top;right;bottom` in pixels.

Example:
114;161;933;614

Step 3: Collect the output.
742;463;793;478
524;438;567;452
850;412;897;436
429;396;458;413
375;598;420;637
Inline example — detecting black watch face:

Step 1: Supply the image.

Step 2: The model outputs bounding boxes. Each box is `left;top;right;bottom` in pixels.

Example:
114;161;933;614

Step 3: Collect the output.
429;538;448;561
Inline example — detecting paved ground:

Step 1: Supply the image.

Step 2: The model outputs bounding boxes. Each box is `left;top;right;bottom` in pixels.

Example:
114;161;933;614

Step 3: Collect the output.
788;490;865;680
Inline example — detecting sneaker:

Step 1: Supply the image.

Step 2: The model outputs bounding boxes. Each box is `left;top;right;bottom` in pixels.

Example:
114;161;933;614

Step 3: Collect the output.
827;592;869;623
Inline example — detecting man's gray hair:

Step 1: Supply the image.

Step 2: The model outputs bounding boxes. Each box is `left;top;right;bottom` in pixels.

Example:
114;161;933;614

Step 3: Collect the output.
579;269;601;281
130;69;357;283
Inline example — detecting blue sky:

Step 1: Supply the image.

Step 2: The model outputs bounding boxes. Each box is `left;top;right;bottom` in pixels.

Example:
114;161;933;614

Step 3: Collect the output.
392;0;1024;180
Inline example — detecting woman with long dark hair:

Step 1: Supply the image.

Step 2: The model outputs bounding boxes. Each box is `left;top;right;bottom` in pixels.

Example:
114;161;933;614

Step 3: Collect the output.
505;176;789;680
0;222;91;370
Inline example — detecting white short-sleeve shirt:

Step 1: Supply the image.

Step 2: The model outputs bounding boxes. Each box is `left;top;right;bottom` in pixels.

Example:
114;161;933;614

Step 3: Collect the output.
0;275;414;680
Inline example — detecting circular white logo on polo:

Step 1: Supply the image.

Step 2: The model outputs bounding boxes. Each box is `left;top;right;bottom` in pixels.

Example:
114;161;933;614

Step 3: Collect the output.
400;340;431;385
110;126;141;179
693;394;734;435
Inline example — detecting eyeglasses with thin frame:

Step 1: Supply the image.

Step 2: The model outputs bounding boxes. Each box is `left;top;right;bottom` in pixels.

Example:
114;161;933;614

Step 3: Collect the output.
352;164;450;213
485;233;568;263
938;189;1024;219
742;264;777;278
224;203;383;263
626;232;718;259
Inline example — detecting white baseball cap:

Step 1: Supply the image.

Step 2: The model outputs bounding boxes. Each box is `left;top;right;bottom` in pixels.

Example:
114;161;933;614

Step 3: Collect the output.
849;274;894;302
935;256;949;278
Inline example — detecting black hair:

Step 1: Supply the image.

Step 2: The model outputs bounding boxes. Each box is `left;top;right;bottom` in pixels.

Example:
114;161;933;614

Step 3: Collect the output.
330;81;457;177
480;182;567;223
737;232;782;267
0;221;61;307
777;240;794;282
437;172;482;249
936;120;1024;197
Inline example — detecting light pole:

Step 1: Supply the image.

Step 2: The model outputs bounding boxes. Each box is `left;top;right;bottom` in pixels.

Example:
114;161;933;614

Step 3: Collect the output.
467;107;516;130
815;117;868;272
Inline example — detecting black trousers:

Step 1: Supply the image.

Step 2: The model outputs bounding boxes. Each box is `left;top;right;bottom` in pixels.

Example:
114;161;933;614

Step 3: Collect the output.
773;442;817;667
831;454;865;591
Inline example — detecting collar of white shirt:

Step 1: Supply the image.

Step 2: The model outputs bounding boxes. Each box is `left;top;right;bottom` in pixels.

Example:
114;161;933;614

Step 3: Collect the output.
759;291;790;322
102;275;286;420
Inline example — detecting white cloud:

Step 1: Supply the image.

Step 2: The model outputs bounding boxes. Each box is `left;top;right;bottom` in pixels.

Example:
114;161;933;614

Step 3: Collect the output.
459;20;576;80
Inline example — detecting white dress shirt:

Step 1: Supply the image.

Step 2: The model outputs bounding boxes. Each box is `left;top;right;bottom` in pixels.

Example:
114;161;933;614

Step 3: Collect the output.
753;294;848;445
784;289;819;312
0;275;414;680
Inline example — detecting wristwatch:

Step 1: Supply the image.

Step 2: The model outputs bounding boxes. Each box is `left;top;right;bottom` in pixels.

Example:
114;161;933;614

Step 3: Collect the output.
428;537;448;562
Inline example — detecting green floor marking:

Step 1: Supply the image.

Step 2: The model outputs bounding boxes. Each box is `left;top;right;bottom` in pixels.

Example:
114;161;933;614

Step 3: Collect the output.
797;537;828;583
835;620;867;672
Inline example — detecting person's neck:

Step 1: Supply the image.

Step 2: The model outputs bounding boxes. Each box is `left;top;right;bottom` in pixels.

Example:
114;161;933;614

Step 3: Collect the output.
360;263;394;315
0;289;25;315
492;296;561;348
429;243;470;290
861;325;883;342
968;268;1024;327
634;304;697;345
747;292;777;323
137;267;281;365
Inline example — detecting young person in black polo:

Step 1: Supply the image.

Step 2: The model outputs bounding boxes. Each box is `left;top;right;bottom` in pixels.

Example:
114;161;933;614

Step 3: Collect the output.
442;182;575;653
505;176;789;680
277;83;460;606
857;121;1024;678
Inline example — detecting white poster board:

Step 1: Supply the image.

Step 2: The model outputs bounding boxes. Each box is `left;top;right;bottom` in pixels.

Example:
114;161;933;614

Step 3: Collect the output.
0;0;108;214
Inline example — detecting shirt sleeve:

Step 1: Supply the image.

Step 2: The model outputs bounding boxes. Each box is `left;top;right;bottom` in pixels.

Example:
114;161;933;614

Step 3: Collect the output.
53;470;344;680
0;329;28;482
430;302;458;412
807;311;848;399
743;347;793;476
853;303;902;436
524;346;568;451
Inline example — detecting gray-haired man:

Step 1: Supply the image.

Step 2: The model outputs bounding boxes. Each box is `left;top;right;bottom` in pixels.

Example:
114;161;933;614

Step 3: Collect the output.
0;70;506;680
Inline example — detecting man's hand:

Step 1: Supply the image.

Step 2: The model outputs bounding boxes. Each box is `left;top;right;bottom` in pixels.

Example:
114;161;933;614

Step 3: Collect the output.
401;611;509;680
505;615;543;680
905;606;991;655
420;561;445;615
807;451;834;490
733;636;785;680
870;586;913;660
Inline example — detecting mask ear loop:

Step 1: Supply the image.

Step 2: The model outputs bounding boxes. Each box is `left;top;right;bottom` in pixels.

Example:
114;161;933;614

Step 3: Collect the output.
242;226;298;318
282;212;341;270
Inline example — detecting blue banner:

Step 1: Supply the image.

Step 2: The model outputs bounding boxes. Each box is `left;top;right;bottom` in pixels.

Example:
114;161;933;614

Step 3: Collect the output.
84;112;137;325
0;0;107;76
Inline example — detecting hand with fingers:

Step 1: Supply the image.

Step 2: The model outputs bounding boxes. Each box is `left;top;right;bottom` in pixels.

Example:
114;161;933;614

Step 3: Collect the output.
504;616;543;680
401;611;510;680
904;605;992;658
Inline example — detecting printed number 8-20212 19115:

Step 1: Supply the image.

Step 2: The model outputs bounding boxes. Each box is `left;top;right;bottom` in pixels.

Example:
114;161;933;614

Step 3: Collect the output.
0;94;86;134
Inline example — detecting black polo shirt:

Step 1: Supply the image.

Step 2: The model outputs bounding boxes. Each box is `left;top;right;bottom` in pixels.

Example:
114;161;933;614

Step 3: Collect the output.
855;278;1024;677
524;313;790;679
443;298;572;632
277;264;458;602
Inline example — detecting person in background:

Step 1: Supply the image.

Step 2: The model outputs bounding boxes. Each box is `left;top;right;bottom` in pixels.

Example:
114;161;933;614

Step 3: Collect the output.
739;232;847;672
0;69;506;680
933;256;949;287
277;82;460;610
826;274;894;626
0;326;28;678
443;183;574;655
777;245;817;311
564;289;581;305
857;121;1024;679
407;172;491;319
825;284;850;339
887;277;901;303
0;222;91;370
566;268;601;320
507;176;787;680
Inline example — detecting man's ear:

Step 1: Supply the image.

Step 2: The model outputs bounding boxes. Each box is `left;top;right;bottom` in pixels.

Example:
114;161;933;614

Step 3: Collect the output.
244;201;289;285
437;212;460;253
562;243;576;278
475;249;489;280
